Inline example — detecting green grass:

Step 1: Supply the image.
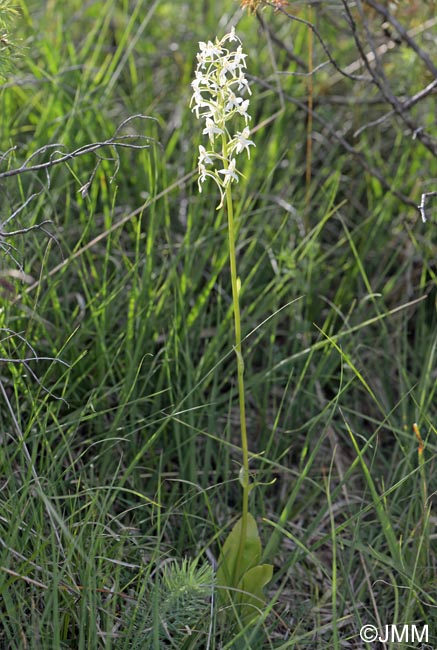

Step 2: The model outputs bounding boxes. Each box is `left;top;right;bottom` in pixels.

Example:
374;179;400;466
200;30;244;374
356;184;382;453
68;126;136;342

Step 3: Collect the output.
1;0;436;648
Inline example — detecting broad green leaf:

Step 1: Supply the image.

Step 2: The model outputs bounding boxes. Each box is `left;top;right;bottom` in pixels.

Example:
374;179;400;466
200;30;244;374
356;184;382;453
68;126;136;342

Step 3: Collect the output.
216;513;261;592
237;563;273;625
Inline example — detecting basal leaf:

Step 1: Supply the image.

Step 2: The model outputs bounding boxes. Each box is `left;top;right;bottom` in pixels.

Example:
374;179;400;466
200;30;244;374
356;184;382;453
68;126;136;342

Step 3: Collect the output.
237;563;273;625
216;513;261;592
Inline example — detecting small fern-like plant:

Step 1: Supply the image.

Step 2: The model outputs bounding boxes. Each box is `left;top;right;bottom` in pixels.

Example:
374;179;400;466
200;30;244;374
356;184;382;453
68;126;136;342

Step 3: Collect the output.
131;559;214;648
191;28;273;626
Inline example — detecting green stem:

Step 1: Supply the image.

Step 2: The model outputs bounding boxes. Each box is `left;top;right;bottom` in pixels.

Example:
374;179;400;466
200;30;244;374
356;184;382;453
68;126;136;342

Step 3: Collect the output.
222;137;249;587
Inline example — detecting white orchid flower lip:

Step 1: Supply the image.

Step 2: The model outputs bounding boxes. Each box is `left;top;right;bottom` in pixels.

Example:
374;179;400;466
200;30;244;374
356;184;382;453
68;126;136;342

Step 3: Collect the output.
191;28;255;207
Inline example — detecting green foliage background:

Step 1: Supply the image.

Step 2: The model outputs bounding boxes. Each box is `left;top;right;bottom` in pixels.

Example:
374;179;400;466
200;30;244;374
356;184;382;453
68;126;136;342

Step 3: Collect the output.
0;0;436;647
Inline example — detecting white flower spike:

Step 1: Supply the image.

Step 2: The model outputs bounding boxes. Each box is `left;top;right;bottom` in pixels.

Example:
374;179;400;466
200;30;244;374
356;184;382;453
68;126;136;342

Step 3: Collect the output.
191;28;255;207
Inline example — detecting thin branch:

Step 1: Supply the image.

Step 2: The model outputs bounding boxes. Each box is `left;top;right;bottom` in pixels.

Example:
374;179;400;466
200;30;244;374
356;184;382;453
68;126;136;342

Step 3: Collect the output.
340;0;437;156
0;327;70;400
0;177;48;230
363;0;437;77
0;114;157;180
353;77;437;138
0;219;53;237
0;355;69;366
418;191;437;224
265;0;372;83
3;170;196;309
0;115;157;265
323;17;437;89
256;9;307;71
250;74;418;209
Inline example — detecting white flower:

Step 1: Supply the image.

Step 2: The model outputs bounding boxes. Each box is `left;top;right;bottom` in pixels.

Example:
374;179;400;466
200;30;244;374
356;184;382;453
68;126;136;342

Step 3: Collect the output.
202;117;224;144
198;163;207;188
190;95;210;119
218;158;239;186
230;128;255;158
223;26;238;43
198;164;218;191
191;73;202;90
236;98;250;122
198;40;223;66
235;69;251;93
218;58;238;86
224;90;245;113
233;46;247;68
198;145;213;164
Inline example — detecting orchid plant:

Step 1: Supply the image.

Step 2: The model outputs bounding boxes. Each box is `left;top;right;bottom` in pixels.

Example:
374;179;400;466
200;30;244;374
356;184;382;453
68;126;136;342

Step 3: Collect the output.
191;28;273;625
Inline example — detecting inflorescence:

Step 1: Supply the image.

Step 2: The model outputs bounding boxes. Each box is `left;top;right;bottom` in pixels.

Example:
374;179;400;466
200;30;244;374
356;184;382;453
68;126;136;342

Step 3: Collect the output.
191;28;255;208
